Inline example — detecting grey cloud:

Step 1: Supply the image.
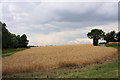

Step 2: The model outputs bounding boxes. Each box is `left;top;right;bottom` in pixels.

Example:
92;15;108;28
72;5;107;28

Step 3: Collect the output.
55;10;117;22
1;2;118;45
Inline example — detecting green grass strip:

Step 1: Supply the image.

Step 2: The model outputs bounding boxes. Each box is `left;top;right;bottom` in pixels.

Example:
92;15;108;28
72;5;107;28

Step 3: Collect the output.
62;60;118;78
1;48;27;58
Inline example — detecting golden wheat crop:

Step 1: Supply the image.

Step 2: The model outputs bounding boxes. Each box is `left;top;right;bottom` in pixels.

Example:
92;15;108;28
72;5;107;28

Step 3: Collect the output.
2;44;118;75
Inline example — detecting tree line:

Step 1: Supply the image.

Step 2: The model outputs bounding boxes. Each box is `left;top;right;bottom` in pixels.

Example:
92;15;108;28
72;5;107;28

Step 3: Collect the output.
87;29;120;46
1;21;29;49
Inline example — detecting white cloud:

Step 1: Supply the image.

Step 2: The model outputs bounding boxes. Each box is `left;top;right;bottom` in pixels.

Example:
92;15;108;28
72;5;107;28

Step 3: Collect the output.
69;38;93;44
26;21;117;46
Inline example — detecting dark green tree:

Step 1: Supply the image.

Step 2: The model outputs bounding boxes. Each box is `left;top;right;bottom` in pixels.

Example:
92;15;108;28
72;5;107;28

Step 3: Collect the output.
104;31;116;43
16;35;22;48
10;33;19;48
20;34;29;48
2;22;11;49
87;29;105;46
116;31;120;42
1;21;29;49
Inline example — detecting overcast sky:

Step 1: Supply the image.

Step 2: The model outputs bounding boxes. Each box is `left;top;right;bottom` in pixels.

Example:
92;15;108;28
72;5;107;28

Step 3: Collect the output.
1;2;118;46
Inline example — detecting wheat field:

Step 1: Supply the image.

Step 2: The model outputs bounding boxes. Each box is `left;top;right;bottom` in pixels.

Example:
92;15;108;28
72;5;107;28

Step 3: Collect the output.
2;44;118;75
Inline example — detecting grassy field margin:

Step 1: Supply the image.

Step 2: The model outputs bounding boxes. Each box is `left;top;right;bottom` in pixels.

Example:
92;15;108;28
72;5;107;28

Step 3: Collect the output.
1;48;28;58
61;43;119;78
61;60;118;78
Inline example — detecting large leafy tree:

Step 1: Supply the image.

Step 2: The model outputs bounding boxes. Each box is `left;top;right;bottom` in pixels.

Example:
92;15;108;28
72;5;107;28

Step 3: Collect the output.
21;34;29;48
1;21;29;49
116;31;120;42
104;31;117;43
87;29;105;46
2;22;11;49
10;33;19;48
16;35;22;47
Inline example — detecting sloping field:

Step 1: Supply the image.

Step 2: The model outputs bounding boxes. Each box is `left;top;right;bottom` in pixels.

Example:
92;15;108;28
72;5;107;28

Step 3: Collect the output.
2;44;118;75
